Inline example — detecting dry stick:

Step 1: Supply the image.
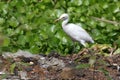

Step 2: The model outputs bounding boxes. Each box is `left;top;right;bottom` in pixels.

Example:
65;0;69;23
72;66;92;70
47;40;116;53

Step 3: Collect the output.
91;16;120;25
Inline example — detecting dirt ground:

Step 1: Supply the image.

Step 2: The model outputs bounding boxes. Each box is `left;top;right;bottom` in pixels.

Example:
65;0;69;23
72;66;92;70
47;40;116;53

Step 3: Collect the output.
0;45;120;80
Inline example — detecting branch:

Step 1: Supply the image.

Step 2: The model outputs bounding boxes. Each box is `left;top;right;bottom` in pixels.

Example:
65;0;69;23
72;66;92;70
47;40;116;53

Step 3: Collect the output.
91;16;120;25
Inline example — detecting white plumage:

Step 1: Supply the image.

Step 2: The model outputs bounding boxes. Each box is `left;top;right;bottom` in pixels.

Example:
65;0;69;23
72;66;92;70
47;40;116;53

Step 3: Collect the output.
55;13;94;47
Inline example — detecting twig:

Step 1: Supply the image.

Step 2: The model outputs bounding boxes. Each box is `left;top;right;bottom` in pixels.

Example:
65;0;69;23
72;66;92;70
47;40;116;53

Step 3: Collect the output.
91;16;120;25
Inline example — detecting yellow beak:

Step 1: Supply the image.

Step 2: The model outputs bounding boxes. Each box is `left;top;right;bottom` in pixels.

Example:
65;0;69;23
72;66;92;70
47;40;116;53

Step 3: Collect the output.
54;18;60;23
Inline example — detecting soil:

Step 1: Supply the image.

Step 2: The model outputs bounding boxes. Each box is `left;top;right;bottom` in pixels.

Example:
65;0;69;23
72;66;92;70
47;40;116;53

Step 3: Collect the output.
0;45;120;80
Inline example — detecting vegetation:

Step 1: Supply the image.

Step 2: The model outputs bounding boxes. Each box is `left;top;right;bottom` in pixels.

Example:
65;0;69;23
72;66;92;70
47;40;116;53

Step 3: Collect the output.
0;0;120;54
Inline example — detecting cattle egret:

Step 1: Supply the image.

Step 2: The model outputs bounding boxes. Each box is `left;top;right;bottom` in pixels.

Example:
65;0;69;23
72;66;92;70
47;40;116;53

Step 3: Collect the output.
55;13;94;47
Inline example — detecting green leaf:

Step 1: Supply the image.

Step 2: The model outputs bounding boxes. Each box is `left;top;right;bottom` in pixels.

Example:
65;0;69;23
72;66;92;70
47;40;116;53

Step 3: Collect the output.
30;45;39;54
0;18;5;24
17;35;27;46
10;63;16;74
3;37;10;47
76;63;90;69
8;16;19;27
113;48;120;54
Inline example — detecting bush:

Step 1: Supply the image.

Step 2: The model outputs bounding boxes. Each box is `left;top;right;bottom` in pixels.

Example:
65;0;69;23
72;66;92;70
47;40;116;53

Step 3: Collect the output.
0;0;120;54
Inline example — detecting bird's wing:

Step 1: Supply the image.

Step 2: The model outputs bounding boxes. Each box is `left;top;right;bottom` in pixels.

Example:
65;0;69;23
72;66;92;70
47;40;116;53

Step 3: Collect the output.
64;24;93;42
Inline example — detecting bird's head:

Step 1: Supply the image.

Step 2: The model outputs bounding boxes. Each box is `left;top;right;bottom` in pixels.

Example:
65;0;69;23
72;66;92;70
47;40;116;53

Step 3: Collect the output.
55;13;69;22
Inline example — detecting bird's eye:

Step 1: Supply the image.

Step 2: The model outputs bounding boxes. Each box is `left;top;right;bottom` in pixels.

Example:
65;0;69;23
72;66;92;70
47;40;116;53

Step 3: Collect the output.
62;17;66;20
62;17;65;18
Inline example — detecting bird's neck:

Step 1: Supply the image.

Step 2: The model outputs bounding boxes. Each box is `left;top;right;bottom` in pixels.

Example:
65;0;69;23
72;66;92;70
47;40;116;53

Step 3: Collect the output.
62;19;69;27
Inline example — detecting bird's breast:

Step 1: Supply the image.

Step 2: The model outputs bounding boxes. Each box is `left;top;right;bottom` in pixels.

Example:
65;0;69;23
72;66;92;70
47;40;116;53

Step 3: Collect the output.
62;25;77;38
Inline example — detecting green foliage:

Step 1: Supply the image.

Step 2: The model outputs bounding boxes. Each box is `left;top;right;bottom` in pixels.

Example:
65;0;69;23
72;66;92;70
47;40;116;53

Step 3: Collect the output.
76;63;90;69
10;63;16;74
0;0;120;54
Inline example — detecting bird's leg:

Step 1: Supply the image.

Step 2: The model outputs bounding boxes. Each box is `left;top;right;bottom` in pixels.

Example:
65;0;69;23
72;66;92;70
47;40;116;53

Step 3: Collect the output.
80;40;91;54
80;40;87;47
71;42;75;54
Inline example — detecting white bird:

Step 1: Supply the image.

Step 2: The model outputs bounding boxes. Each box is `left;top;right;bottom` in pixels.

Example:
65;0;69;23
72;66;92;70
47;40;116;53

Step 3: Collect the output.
55;13;94;47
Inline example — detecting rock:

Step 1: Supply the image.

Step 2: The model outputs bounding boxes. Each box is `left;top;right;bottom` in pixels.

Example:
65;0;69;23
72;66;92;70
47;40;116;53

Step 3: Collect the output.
38;57;65;68
18;71;28;80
